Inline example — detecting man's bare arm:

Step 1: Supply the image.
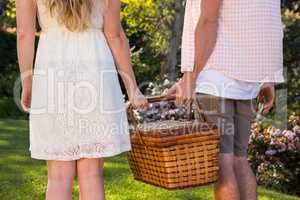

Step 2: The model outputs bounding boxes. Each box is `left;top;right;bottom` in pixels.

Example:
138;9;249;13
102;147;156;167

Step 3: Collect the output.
186;0;221;83
163;0;221;105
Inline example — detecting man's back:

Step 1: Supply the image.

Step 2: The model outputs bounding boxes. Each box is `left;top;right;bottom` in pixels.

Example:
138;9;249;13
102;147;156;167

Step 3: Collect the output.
182;0;284;83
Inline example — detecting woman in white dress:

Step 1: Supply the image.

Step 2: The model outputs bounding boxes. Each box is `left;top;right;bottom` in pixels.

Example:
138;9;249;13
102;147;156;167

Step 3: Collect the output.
16;0;148;199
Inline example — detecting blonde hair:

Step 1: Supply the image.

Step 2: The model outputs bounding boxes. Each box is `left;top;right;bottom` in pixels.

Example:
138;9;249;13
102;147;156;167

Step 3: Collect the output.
45;0;107;32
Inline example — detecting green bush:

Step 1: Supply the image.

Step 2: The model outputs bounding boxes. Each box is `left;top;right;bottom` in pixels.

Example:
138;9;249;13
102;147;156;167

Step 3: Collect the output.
0;30;17;69
0;97;26;119
249;113;300;195
282;2;300;114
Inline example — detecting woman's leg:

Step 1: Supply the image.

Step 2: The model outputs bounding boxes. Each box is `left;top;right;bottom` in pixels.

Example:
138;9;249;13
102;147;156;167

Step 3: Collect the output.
46;160;76;200
77;158;105;200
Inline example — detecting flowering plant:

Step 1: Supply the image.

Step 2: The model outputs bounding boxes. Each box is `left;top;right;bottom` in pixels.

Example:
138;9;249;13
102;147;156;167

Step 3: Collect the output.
248;113;300;195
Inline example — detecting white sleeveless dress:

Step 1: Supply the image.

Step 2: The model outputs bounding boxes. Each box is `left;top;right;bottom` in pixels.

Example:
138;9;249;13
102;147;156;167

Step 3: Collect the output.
29;1;131;160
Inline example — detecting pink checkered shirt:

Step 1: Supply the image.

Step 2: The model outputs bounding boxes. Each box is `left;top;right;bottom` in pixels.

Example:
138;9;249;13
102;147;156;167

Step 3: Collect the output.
181;0;284;83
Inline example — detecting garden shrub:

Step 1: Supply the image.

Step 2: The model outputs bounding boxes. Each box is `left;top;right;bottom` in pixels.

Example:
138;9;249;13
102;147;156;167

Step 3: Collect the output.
0;30;16;69
249;113;300;195
0;97;26;119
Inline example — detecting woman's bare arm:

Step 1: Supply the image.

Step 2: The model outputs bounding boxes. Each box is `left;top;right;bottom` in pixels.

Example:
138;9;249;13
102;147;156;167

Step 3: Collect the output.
16;0;36;111
193;0;220;78
16;0;36;77
183;0;220;84
103;0;147;108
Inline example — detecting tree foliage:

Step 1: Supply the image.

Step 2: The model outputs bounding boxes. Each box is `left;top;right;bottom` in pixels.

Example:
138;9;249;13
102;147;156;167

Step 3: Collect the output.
282;1;300;113
0;0;15;29
121;0;181;83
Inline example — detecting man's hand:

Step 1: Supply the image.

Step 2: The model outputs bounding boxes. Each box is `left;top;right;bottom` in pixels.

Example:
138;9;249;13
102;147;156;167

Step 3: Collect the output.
165;72;196;106
258;83;275;114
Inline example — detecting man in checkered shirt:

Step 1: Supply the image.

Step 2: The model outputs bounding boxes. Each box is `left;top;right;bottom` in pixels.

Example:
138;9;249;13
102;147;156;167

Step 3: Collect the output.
167;0;284;199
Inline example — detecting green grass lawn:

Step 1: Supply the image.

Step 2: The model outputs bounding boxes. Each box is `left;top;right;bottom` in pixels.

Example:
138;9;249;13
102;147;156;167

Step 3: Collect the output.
0;119;299;200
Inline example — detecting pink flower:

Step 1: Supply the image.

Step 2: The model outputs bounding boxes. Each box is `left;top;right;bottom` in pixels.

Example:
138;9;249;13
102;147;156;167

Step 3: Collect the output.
270;140;286;152
277;143;286;152
283;130;296;141
287;143;296;151
292;125;300;134
257;135;264;140
257;163;266;173
265;149;277;156
270;139;281;146
270;128;283;137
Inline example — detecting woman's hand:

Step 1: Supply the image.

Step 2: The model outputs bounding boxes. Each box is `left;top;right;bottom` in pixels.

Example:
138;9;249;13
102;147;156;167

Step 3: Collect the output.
21;75;33;112
165;72;196;106
129;89;148;110
258;83;275;114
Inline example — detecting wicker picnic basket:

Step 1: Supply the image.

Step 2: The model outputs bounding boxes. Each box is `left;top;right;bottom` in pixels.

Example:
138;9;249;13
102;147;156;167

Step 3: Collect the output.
127;95;220;190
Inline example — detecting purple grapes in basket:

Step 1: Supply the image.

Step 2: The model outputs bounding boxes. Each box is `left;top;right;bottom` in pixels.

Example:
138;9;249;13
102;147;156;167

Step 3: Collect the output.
137;101;190;122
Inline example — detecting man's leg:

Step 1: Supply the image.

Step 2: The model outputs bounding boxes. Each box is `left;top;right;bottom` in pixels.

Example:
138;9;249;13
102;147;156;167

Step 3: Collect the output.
233;156;257;200
196;94;240;200
214;154;240;200
233;100;257;200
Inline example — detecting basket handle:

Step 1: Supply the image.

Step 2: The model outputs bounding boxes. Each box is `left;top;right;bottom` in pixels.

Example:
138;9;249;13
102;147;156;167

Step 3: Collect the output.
127;95;207;133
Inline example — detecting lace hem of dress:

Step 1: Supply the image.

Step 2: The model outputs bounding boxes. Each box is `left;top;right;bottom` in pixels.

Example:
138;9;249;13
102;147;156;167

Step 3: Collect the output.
30;143;131;161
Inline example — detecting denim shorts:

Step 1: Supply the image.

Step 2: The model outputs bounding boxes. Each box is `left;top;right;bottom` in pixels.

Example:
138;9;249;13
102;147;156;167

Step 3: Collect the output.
196;93;257;156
